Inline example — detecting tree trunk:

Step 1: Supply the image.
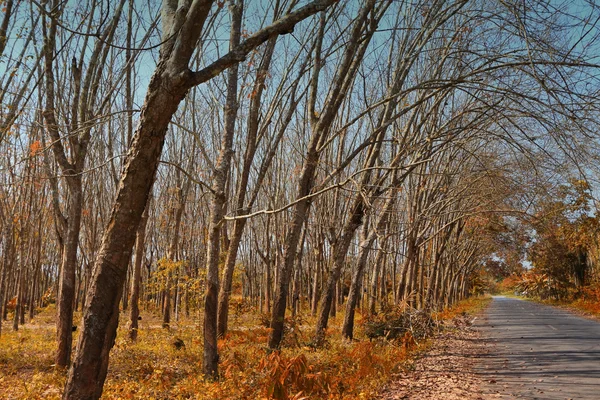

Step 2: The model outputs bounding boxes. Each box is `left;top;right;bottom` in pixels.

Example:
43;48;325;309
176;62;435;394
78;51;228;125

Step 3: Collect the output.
315;202;363;340
12;263;21;331
203;0;242;378
0;208;12;336
162;276;171;328
217;219;244;337
63;61;190;398
128;203;149;341
56;177;83;367
342;199;393;339
311;234;323;316
265;255;272;314
268;195;313;349
368;248;383;315
29;219;42;321
121;273;129;311
268;0;378;349
291;230;306;317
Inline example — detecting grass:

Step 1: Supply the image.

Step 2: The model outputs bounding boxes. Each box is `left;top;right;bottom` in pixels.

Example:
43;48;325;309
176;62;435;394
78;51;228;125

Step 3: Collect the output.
0;296;491;399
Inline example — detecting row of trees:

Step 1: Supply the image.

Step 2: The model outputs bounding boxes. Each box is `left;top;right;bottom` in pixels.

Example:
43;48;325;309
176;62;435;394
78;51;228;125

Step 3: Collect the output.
1;0;600;398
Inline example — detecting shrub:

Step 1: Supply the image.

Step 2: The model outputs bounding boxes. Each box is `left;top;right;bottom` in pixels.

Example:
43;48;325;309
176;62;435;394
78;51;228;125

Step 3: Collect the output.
364;307;436;342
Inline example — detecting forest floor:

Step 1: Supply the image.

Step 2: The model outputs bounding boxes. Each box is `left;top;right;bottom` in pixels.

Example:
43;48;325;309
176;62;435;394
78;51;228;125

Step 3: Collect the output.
0;297;491;399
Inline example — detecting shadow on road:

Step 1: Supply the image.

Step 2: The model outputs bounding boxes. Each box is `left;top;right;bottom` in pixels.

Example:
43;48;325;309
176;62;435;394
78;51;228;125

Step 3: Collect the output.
475;296;600;399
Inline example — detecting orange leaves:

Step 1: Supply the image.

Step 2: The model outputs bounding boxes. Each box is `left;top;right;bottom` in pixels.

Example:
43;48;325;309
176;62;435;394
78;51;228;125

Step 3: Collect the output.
401;331;416;352
247;87;259;99
571;286;600;316
498;273;522;293
434;296;492;322
241;29;252;39
2;302;490;400
29;140;42;156
6;295;17;310
258;352;320;400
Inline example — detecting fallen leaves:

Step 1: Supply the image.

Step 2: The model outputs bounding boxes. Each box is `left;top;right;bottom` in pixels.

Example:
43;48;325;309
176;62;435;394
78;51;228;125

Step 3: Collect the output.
377;314;490;400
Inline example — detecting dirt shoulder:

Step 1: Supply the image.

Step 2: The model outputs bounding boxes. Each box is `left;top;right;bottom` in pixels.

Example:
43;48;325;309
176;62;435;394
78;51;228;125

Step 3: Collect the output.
377;317;491;400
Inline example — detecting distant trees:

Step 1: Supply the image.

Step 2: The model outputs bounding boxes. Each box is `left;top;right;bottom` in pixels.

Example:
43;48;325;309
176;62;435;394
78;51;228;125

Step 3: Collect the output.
526;180;599;298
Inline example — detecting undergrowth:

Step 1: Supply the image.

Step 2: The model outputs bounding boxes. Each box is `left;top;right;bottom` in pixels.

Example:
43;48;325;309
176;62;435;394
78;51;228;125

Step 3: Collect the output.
533;284;600;318
500;274;600;318
0;296;490;399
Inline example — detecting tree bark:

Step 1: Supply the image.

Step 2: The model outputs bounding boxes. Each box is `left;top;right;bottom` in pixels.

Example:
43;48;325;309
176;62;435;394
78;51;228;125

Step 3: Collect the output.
42;0;127;368
269;0;379;349
268;144;320;349
0;218;12;331
12;260;21;331
63;61;189;399
216;34;278;338
315;200;364;340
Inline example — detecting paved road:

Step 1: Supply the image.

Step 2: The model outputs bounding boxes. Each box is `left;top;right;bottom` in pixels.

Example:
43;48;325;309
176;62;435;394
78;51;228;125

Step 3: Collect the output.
476;296;600;399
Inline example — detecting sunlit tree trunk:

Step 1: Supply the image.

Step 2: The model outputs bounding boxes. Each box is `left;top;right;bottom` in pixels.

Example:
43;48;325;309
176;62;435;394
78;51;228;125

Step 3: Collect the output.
342;191;396;339
216;31;284;337
128;202;150;341
42;0;127;368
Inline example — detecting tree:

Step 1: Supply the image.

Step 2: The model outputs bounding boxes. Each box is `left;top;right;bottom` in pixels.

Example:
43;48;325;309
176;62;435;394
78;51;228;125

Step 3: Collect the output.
127;201;150;341
268;0;384;350
528;180;598;298
64;1;337;397
41;0;128;367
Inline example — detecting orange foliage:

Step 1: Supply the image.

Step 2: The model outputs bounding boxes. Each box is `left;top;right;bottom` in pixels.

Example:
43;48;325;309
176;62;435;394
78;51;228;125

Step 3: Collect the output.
568;284;600;316
6;295;17;310
29;140;42;156
498;274;522;293
434;296;492;321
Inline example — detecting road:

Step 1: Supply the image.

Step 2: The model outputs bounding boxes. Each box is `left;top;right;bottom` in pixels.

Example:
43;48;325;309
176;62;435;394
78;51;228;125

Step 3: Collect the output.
477;296;600;399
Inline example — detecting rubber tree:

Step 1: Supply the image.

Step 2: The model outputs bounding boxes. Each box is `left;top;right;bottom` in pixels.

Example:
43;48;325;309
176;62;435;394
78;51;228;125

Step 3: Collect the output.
202;0;243;377
216;23;306;338
268;0;383;350
41;0;128;368
316;0;474;337
63;1;337;398
127;201;150;341
0;197;13;337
